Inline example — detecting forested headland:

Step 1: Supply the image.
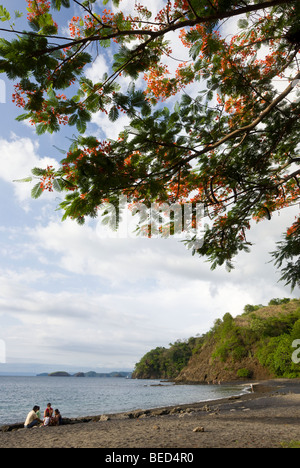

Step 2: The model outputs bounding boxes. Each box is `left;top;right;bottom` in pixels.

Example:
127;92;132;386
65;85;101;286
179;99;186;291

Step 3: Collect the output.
133;298;300;382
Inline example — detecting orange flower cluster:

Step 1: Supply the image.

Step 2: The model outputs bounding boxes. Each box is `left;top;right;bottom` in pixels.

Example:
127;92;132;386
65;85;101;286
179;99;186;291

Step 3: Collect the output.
179;28;192;49
64;139;113;174
144;60;196;102
56;94;67;101
153;1;194;30
101;9;115;25
144;64;171;101
173;0;190;11
287;218;299;237
12;83;69;127
27;0;58;31
40;166;55;192
27;0;50;21
69;16;81;39
58;139;119;197
12;84;26;108
69;9;117;39
82;14;99;33
30;106;69;127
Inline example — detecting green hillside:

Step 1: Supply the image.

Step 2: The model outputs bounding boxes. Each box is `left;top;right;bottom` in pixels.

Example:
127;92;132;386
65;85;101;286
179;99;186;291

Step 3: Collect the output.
132;337;204;380
133;298;300;382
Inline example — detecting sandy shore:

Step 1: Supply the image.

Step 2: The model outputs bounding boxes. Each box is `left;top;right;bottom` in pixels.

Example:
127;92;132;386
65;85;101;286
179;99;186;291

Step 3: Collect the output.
0;379;299;448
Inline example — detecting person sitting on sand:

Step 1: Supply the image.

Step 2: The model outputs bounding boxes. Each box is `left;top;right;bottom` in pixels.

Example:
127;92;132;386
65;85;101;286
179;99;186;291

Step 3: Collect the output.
44;403;53;418
53;409;62;426
36;406;41;420
43;408;52;427
24;406;42;429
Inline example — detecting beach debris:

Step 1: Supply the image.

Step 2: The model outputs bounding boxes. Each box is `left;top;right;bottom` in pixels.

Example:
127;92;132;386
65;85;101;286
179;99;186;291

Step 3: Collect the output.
0;423;24;432
201;405;211;412
99;415;110;421
169;407;181;415
151;409;170;417
193;426;205;433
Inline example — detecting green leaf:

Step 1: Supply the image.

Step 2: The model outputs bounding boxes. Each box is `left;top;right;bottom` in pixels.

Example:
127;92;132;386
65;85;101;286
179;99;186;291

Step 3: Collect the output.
109;106;119;122
31;167;47;176
15;113;30;122
141;102;151;117
31;182;44;199
53;145;67;155
76;118;87;134
238;19;249;29
190;41;202;61
14;11;23;19
69;114;78;126
13;176;33;183
181;94;192;106
53;178;64;192
47;86;56;101
51;0;70;10
36;123;48;135
0;5;11;22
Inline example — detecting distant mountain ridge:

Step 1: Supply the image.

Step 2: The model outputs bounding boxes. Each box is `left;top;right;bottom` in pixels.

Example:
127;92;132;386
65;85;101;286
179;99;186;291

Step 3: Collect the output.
37;371;132;378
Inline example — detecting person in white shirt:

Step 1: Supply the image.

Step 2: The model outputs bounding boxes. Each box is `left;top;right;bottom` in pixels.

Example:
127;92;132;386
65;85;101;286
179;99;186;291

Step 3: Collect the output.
43;408;51;427
24;406;42;428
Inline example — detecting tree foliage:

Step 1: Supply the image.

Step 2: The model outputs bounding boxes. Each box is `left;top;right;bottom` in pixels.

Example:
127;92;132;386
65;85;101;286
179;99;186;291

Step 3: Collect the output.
133;300;300;380
133;337;203;379
0;0;299;286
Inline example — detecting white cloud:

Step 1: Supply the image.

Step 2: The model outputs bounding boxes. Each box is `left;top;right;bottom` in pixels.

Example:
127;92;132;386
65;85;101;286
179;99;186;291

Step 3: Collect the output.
29;207;299;305
112;0;164;17
0;134;59;207
29;201;299;288
0;256;247;368
86;55;109;84
0;199;298;370
91;111;130;139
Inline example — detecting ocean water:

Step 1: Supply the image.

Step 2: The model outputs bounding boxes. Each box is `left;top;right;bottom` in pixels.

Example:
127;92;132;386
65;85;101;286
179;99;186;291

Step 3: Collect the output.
0;376;249;425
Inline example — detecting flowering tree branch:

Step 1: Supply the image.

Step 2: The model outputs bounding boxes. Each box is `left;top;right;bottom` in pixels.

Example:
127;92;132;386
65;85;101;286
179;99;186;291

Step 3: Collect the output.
0;0;299;287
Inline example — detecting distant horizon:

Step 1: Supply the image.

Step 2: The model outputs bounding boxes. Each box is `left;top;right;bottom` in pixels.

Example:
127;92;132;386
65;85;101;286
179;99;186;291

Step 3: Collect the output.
0;362;133;377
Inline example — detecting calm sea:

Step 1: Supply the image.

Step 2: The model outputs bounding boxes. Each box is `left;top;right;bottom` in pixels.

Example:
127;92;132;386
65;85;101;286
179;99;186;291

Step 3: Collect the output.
0;376;249;425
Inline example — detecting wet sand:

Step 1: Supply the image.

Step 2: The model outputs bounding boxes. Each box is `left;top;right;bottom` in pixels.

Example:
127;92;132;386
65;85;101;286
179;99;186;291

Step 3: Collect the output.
0;379;299;448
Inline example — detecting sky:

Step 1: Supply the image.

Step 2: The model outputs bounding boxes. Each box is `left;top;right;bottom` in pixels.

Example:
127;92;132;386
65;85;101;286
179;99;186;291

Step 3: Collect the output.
0;0;299;375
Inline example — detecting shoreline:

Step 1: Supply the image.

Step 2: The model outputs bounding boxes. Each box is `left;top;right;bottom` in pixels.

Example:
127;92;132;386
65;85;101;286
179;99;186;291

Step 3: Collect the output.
0;379;299;448
0;380;254;431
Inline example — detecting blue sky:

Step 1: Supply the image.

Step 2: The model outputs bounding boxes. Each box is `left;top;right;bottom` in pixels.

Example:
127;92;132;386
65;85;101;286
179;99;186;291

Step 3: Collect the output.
0;0;299;375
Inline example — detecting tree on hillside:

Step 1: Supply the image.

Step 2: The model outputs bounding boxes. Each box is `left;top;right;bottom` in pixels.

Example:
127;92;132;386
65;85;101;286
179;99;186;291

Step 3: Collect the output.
0;0;299;287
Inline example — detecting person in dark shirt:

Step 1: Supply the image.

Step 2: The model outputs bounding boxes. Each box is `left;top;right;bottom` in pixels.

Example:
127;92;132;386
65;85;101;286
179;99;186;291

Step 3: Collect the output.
53;409;62;426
